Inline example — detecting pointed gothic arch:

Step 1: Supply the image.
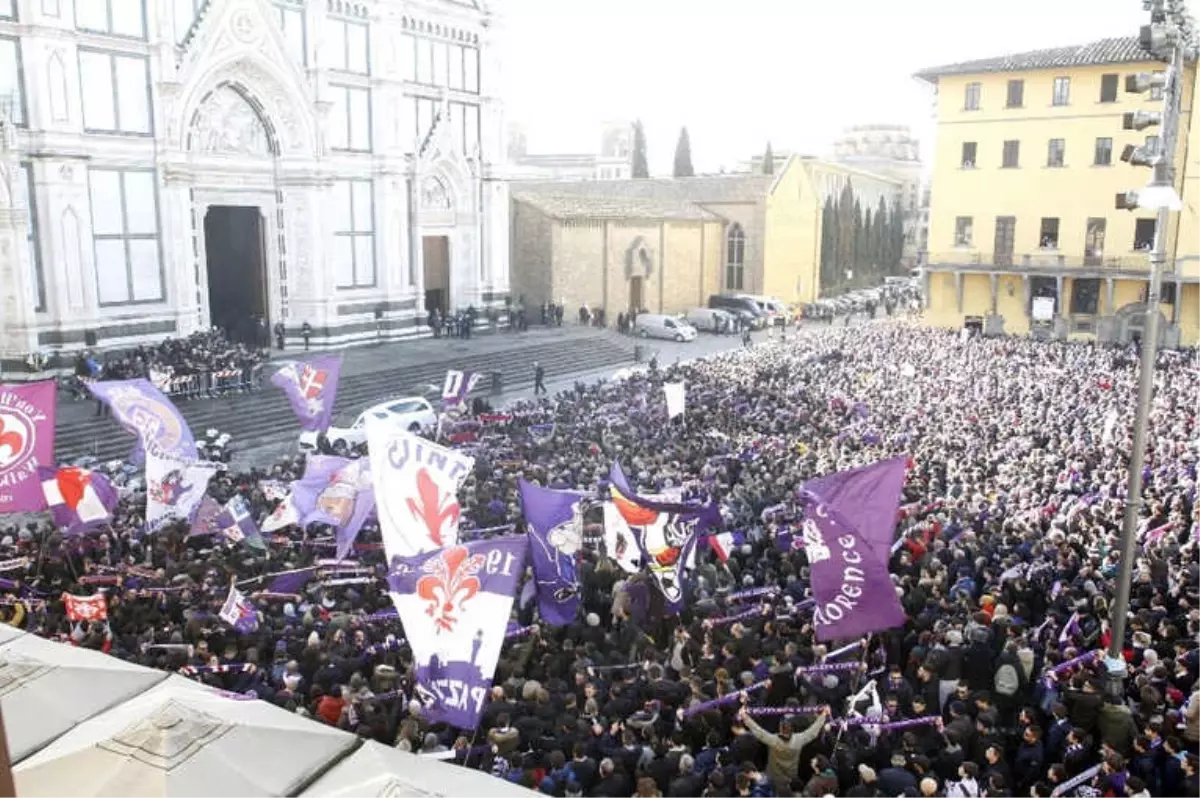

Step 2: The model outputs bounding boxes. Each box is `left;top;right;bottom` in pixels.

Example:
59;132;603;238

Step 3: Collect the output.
186;82;279;157
175;55;317;157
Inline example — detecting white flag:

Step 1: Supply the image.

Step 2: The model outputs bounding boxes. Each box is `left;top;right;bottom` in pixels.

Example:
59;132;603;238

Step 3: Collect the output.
145;451;219;532
664;381;686;419
367;424;475;558
261;493;300;532
602;501;643;574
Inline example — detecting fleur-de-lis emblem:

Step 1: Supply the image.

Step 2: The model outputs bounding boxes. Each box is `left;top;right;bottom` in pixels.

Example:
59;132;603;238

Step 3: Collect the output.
407;469;460;547
0;415;27;467
416;546;485;633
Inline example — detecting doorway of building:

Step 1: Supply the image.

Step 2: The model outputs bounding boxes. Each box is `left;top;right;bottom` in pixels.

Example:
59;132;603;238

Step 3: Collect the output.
423;236;450;315
628;276;644;313
204;206;268;346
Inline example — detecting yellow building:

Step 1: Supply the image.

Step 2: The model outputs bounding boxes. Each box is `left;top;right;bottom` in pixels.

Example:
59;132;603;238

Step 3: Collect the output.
509;156;902;316
916;37;1199;346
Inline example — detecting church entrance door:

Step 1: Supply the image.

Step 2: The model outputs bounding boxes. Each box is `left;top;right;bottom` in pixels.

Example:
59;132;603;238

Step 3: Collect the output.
423;235;451;315
204;206;268;346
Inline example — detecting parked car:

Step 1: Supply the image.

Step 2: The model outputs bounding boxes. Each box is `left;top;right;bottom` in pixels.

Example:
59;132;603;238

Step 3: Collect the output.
633;314;698;342
685;307;736;333
738;295;790;326
298;396;437;451
707;295;766;329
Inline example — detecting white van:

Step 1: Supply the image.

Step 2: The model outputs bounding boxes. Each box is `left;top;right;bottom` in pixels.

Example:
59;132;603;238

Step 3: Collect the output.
634;314;698;342
685;307;735;333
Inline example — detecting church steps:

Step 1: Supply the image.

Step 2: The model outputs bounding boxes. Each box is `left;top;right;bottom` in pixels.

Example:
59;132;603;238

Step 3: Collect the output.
53;335;635;463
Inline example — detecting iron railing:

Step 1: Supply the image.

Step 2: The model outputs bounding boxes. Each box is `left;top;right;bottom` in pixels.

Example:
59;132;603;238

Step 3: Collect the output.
920;251;1153;271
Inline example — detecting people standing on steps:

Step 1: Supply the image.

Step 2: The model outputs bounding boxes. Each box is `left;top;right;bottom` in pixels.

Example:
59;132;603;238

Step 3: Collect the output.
273;322;286;350
300;321;312;351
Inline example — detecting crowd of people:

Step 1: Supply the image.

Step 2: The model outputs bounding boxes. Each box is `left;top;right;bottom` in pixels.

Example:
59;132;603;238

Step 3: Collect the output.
4;321;1198;797
66;328;269;402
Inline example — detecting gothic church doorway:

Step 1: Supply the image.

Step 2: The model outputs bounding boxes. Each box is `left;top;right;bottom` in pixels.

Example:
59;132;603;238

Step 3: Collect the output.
204;206;268;345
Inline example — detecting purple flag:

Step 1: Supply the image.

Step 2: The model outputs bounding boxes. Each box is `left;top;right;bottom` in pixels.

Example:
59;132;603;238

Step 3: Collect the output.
271;356;342;432
519;480;585;626
0;380;56;512
37;466;118;534
188;495;222;538
798;458;908;642
88;379;197;462
441;370;480;407
608;462;719;612
216;495;266;552
219;584;259;634
268;566;316;595
803;456;907;566
292;456;374;560
387;537;529;729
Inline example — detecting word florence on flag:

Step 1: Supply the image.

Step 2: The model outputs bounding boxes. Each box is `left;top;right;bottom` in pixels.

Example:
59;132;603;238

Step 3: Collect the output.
798;456;908;642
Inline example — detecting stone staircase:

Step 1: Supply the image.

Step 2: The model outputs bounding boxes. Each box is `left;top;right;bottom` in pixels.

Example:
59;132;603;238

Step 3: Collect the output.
54;331;635;463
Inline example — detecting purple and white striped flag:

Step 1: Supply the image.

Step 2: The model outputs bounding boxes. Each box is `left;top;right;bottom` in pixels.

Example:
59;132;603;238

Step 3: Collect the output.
441;370;480;406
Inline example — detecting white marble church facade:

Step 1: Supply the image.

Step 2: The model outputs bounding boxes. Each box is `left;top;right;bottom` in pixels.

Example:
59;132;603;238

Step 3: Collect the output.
0;0;510;367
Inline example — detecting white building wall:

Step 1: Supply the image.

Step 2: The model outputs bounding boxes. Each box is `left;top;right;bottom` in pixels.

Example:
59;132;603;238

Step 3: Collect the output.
0;0;510;368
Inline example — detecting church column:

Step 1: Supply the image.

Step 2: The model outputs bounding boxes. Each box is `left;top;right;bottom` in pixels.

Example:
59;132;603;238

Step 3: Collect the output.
954;271;964;313
0;142;37;359
161;167;200;333
1105;277;1116;315
1055;275;1065;315
989;272;999;314
279;176;333;335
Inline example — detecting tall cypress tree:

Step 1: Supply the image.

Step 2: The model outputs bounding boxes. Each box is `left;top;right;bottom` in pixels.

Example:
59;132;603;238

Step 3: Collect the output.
862;208;873;273
852;199;863;281
836;181;856;286
762;142;775;175
632;120;649;178
820;195;835;293
673;127;695;177
890;209;907;273
874;196;890;275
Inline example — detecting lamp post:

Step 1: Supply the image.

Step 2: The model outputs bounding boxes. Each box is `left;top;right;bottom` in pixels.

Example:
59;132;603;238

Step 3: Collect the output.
1105;0;1195;694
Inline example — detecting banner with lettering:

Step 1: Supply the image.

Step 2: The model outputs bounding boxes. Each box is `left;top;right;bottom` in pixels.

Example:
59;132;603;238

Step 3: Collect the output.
798;457;907;641
0;381;55;512
88;379;197;462
387;536;528;729
367;424;474;561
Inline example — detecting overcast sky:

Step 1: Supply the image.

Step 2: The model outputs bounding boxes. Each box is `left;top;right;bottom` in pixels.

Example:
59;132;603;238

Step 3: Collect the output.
498;0;1167;175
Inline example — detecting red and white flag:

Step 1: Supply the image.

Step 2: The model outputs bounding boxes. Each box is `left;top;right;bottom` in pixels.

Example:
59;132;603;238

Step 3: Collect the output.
62;593;107;622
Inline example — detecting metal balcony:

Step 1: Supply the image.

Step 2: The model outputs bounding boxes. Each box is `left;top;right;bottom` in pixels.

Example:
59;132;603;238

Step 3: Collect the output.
921;251;1153;273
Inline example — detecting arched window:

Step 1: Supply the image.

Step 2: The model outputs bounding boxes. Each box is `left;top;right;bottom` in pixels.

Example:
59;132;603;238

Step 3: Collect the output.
725;223;745;291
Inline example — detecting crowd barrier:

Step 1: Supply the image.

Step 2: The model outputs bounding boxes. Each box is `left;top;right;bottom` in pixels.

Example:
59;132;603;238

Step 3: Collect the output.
70;363;266;401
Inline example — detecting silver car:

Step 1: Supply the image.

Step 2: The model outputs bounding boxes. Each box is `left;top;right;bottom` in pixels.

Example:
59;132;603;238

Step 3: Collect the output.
633;313;698;342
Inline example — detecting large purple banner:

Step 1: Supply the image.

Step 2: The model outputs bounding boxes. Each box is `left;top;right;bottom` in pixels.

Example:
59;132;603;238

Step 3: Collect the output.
0;381;56;512
88;379;196;461
519;480;585;626
387;537;528;730
798;457;907;642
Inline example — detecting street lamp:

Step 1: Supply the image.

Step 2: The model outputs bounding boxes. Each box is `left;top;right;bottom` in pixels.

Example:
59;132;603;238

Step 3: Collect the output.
1105;0;1193;696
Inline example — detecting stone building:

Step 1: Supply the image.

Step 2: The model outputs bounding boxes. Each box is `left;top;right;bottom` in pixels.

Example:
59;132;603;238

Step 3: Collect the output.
507;121;632;182
831;124;926;266
509;156;903;316
0;0;510;369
